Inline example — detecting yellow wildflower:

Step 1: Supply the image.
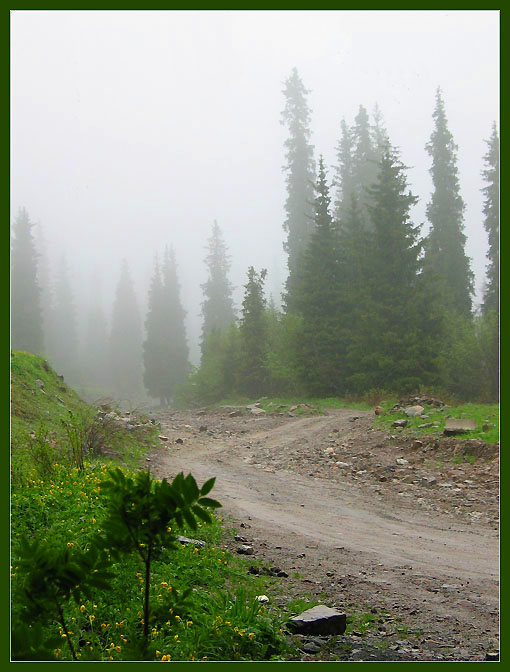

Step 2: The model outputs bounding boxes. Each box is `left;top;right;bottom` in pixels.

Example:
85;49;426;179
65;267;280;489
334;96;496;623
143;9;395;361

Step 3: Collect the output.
248;633;254;640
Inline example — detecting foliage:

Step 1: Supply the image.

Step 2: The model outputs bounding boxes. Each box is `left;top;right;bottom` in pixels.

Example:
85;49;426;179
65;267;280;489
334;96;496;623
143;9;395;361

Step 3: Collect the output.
13;538;114;660
47;254;80;384
109;260;143;401
143;247;191;405
374;401;499;444
345;146;426;394
292;157;345;396
11;461;294;661
238;267;269;398
10;351;158;484
281;67;316;311
11;207;44;355
481;123;499;314
200;220;236;352
97;467;220;649
422;87;474;316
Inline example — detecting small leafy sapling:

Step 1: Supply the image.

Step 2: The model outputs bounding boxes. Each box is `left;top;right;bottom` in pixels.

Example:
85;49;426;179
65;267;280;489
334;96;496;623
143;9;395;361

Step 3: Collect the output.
97;468;221;648
13;538;114;660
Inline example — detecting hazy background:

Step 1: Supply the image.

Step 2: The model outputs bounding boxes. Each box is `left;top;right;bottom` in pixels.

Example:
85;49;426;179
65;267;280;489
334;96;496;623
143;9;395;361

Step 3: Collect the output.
11;10;499;364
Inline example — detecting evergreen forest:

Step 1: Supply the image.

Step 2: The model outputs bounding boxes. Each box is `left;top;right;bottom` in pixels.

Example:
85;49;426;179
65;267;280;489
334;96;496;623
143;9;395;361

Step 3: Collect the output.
11;73;499;407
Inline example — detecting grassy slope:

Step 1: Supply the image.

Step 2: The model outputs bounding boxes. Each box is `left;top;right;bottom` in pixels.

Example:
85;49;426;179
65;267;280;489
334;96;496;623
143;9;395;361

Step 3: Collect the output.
10;350;95;439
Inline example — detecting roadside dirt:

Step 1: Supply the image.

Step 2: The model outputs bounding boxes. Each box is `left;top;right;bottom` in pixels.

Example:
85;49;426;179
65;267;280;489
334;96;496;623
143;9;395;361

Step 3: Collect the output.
147;406;499;662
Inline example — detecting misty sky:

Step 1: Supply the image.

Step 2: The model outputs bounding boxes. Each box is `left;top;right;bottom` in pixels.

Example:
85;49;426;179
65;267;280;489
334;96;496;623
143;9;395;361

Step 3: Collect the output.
11;10;499;364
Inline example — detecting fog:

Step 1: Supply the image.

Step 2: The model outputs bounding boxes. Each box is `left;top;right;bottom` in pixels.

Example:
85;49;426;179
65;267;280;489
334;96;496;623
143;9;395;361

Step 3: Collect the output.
11;10;499;366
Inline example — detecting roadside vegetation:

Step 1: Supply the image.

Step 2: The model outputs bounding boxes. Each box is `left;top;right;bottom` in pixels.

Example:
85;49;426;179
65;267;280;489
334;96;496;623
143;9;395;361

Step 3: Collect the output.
10;352;296;661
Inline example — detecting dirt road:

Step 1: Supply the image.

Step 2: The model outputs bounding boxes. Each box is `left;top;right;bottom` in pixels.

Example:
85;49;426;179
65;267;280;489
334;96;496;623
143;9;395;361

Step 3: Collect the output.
148;407;499;661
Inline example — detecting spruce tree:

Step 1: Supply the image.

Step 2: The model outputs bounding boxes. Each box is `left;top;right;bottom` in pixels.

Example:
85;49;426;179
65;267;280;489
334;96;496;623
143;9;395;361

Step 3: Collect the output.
34;223;54;357
293;157;344;395
160;246;191;403
334;105;385;231
49;255;79;381
110;260;143;401
481;122;499;314
82;274;110;391
11;207;44;354
333;119;355;225
281;67;315;311
143;257;165;404
422;87;474;316
348;148;425;393
200;220;236;352
238;267;268;397
143;248;190;405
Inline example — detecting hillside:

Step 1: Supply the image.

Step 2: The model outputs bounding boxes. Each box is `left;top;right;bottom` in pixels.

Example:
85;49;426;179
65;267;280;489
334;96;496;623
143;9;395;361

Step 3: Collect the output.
10;351;158;482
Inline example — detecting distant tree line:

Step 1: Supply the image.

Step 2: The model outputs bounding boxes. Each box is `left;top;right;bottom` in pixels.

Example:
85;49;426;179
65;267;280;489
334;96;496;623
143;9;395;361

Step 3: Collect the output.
11;69;499;404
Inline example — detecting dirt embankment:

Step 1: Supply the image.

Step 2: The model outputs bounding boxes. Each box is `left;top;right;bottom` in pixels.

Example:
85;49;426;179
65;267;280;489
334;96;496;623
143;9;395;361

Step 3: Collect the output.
147;407;499;662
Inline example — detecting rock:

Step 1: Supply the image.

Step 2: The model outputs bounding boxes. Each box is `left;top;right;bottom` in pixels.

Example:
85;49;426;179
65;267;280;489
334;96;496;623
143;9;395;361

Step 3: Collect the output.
158;435;169;442
249;407;267;416
392;419;408;428
335;462;351;468
404;405;425;417
35;379;44;388
443;418;477;435
302;641;321;654
417;423;434;429
421;477;437;487
256;595;269;603
234;534;249;542
199;425;207;432
288;605;347;636
277;570;289;578
412;440;424;449
237;545;254;555
396;458;408;465
374;406;383;415
175;438;184;444
177;535;205;547
229;409;243;417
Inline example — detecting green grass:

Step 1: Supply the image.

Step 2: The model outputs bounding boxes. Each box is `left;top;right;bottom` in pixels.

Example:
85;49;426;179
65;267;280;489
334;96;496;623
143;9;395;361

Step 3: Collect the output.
10;460;296;661
374;400;499;444
215;396;372;416
10;351;297;662
10;351;160;484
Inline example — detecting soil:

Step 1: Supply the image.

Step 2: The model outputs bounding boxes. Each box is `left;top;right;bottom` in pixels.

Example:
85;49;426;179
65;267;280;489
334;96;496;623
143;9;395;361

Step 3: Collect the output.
146;406;499;662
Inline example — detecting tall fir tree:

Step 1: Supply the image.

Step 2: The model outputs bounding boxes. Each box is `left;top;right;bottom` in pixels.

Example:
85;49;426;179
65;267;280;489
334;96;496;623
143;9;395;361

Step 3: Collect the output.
143;248;190;405
34;222;54;357
347;148;426;393
110;260;143;401
200;220;236;353
481;122;499;314
238;267;268;397
82;272;110;391
293;157;344;395
422;87;474;316
280;67;315;311
48;254;79;381
334;105;386;230
11;207;44;354
333;119;355;225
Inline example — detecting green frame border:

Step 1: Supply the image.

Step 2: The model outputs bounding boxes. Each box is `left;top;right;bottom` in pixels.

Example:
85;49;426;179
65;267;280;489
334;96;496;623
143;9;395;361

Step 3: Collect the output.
7;4;502;669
